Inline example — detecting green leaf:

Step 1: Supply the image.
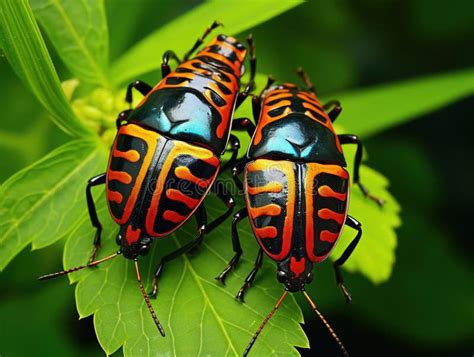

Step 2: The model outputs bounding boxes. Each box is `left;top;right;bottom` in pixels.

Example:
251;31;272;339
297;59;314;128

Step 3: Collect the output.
64;195;308;355
0;0;92;137
330;158;400;283
333;68;474;137
30;0;110;88
0;140;106;271
111;0;303;86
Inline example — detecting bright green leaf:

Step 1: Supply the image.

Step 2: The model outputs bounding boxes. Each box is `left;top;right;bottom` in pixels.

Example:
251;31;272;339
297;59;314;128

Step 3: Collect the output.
0;140;106;271
333;68;474;137
111;0;303;86
30;0;110;87
65;196;308;356
0;0;93;137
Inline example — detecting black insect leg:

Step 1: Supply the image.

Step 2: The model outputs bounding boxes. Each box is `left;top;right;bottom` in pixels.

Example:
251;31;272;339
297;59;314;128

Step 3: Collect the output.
161;50;181;78
252;96;262;123
221;134;241;172
86;173;106;262
232;117;256;138
231;159;247;193
206;180;236;233
215;207;248;284
323;100;342;122
296;67;316;93
236;35;257;108
333;215;362;304
183;20;222;61
235;248;263;302
125;80;153;108
338;134;384;206
149;205;207;298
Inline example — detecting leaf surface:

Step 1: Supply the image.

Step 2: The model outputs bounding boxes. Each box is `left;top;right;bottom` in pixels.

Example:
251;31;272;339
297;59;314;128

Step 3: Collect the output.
0;140;105;271
65;196;309;356
30;0;110;87
0;0;92;137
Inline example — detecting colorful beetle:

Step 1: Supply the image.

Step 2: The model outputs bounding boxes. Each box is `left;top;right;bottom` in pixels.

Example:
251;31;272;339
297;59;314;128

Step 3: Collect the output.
38;22;256;336
215;71;383;356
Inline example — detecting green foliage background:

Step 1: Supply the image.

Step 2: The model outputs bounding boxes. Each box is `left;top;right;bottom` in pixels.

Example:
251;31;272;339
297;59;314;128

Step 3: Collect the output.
0;0;473;356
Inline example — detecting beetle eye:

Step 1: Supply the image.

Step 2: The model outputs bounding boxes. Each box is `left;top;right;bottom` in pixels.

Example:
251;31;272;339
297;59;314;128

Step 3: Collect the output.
306;272;314;284
277;271;287;283
116;235;122;245
139;245;150;256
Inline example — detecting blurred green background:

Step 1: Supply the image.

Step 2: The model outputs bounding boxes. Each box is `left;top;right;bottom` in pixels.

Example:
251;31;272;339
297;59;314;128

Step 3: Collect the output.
1;1;473;355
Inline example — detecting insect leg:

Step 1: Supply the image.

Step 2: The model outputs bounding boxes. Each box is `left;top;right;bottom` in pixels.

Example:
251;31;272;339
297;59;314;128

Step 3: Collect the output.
231;159;247;193
149;205;207;298
206;180;235;233
183;20;221;61
333;215;362;304
296;67;316;93
323;100;342;122
215;207;248;284
338;134;384;206
236;35;257;108
232;117;256;138
161;50;181;78
221;134;241;172
235;248;263;302
86;173;106;262
125;80;153;108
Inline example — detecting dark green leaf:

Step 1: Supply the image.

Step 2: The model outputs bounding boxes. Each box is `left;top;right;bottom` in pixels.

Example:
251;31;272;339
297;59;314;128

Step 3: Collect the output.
0;0;92;137
30;0;110;87
111;0;303;85
0;140;106;271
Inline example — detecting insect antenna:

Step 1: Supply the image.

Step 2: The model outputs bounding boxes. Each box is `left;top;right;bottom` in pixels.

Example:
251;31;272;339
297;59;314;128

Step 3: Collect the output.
38;252;120;281
243;290;288;356
134;259;166;337
302;290;349;357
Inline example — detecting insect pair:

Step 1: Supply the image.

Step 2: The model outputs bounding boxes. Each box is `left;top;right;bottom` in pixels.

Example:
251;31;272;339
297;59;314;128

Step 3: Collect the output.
39;21;383;356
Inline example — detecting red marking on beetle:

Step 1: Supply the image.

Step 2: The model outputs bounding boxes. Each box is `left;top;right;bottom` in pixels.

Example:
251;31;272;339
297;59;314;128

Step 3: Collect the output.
175;167;213;189
248;204;281;218
290;257;306;278
255;226;278;239
320;230;339;243
318;208;345;225
302;102;328;122
318;185;347;201
163;210;186;224
166;189;199;209
108;171;132;184
113;149;140;162
107;191;123;204
125;225;141;244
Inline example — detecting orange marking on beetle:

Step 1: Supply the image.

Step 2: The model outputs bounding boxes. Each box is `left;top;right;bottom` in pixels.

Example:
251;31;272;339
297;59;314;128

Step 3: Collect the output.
302;102;328;121
108;171;132;184
318;185;347;201
265;100;292;111
318;208;345;225
245;159;295;261
112;149;140;162
125;225;141;245
106;124;158;225
265;92;293;102
320;230;339;243
107;191;123;204
290;257;306;278
247;181;283;195
175;167;214;189
166;189;199;209
255;226;278;239
163;210;186;224
248;204;282;218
